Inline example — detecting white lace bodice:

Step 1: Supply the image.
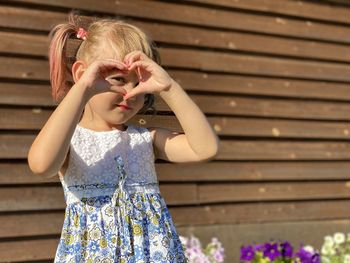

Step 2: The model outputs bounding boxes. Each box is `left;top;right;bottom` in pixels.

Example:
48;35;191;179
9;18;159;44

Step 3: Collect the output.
59;124;159;204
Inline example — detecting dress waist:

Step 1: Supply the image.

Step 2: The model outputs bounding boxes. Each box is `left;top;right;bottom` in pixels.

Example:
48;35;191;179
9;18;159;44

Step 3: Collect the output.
63;182;160;205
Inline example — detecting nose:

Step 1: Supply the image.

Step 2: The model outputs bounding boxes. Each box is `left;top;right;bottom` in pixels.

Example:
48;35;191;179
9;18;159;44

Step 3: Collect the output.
124;82;138;95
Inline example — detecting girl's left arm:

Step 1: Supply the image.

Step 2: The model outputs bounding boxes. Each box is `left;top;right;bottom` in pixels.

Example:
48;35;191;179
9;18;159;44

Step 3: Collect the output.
124;51;219;162
149;79;220;163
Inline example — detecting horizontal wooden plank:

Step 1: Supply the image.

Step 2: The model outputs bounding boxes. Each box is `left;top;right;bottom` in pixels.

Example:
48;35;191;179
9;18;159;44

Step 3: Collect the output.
183;95;350;120
0;201;349;245
0;212;64;238
188;0;350;25
0;83;53;106
3;22;350;63
171;200;350;226
160;48;350;82
3;48;350;82
0;186;65;211
170;70;350;101
7;0;350;44
0;5;64;31
132;21;350;63
0;239;58;262
1;200;350;238
3;71;350;104
219;140;350;160
199;182;350;203
5;134;350;160
0;184;197;211
4;107;350;139
5;89;350;122
3;161;350;185
0;134;34;159
1;182;350;212
150;161;350;181
0;31;47;57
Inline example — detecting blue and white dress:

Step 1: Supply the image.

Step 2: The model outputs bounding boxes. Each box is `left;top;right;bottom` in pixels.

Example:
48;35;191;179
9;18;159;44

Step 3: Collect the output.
54;124;187;262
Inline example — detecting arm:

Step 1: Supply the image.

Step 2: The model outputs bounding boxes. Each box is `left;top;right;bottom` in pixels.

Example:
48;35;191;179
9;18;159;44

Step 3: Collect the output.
27;82;89;177
149;79;220;163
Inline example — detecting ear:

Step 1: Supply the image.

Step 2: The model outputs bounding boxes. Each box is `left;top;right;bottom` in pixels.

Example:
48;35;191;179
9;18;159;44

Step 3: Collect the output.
71;60;87;83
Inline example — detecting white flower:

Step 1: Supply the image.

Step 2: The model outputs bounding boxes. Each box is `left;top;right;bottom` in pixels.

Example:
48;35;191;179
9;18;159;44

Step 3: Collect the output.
321;244;336;256
89;226;101;241
324;235;334;247
189;236;202;249
321;256;331;263
179;235;188;245
304;245;314;253
344;254;350;263
347;233;350;242
334;232;346;244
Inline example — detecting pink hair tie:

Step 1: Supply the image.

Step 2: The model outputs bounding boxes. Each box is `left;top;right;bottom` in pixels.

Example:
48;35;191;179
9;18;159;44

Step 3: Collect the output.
76;27;87;40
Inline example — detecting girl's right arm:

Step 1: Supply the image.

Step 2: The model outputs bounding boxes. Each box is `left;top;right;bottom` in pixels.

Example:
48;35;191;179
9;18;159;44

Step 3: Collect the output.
27;81;90;177
27;59;128;178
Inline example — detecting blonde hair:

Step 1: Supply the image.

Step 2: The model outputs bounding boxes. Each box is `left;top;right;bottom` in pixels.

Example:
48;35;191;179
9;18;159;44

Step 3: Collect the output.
48;11;160;113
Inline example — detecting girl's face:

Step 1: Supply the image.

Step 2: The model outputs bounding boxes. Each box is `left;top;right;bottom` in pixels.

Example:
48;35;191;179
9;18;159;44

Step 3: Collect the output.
84;68;144;127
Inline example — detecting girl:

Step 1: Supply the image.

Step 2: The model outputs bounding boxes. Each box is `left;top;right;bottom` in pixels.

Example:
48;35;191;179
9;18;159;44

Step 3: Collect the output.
27;12;219;263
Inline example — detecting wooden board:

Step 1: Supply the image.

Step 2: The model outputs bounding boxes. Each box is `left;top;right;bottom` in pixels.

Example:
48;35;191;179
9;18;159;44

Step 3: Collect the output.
1;1;350;262
8;0;350;43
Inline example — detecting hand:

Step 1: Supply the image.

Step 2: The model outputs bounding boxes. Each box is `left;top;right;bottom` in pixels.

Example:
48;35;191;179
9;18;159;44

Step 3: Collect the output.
76;58;129;99
123;51;172;100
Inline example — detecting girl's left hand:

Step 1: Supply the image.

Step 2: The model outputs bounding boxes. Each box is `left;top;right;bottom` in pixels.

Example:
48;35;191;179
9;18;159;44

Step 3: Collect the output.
123;51;172;100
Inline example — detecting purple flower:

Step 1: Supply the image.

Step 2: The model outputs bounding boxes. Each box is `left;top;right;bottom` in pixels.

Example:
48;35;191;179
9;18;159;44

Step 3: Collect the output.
295;246;320;263
254;244;264;251
240;245;255;261
263;242;281;261
311;253;320;263
281;241;293;258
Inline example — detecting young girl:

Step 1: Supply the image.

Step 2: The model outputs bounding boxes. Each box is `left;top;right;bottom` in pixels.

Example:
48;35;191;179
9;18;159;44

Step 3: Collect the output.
28;12;219;262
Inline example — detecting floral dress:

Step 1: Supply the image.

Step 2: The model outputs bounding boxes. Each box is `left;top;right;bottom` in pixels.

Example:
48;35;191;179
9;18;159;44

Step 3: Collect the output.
54;124;187;262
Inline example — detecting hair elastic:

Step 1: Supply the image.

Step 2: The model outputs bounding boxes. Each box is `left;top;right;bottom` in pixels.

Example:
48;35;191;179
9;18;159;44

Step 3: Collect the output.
76;27;88;40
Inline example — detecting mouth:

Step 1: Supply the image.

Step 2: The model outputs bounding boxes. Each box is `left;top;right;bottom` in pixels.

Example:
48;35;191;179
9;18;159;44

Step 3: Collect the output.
116;104;132;110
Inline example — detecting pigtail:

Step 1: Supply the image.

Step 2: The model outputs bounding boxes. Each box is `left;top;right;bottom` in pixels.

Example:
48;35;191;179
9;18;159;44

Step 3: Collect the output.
48;22;76;103
48;11;89;103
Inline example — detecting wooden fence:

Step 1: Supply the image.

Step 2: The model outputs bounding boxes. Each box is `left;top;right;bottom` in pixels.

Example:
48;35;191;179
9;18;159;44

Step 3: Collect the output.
1;0;350;261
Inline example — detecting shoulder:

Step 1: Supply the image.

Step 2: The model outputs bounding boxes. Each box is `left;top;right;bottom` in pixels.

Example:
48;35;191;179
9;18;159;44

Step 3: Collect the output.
146;126;180;143
128;125;156;144
147;127;157;142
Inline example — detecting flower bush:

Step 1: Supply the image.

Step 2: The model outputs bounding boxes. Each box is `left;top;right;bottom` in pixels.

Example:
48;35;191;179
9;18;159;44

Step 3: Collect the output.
321;232;350;263
240;241;320;263
179;235;225;263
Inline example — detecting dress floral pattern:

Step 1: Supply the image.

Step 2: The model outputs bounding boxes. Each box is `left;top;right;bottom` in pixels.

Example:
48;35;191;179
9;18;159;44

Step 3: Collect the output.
54;125;187;262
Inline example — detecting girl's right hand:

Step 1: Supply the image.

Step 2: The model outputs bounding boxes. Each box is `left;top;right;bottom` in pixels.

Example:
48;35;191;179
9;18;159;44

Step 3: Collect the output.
76;58;129;99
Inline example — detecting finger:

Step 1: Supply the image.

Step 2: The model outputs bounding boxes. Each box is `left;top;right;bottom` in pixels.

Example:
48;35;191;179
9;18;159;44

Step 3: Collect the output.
137;66;143;81
100;59;128;71
123;87;145;100
124;51;148;66
100;60;128;78
111;85;127;95
128;60;151;73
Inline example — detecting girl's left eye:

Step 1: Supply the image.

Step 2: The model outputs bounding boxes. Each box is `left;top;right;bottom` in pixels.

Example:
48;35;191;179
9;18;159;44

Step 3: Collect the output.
112;77;125;82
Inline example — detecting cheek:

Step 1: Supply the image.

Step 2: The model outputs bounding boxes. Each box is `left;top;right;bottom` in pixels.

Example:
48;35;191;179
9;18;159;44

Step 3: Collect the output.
88;94;113;111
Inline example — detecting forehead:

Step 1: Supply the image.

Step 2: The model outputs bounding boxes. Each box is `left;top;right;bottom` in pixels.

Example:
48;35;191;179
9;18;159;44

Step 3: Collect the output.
98;44;139;80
